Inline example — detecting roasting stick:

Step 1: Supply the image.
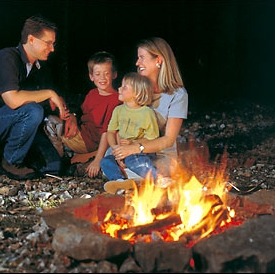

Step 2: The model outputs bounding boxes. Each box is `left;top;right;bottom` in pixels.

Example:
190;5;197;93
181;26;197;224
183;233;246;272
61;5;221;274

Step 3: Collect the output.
45;173;63;180
227;182;262;194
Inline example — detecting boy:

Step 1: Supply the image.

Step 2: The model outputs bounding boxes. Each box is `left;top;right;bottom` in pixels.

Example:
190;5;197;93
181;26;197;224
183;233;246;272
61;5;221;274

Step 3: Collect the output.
45;51;120;178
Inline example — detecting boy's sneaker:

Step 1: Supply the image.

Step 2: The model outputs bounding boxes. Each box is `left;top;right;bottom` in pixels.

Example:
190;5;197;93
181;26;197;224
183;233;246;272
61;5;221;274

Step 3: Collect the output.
103;179;137;195
1;158;39;180
44;115;64;158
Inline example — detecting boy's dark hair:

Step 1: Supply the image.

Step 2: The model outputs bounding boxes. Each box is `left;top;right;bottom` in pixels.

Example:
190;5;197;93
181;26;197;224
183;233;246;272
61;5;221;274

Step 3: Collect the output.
21;14;58;44
87;51;117;74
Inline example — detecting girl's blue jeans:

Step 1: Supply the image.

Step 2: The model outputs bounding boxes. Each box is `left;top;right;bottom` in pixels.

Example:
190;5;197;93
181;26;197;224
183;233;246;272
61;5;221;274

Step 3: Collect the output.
100;152;157;181
0;102;44;164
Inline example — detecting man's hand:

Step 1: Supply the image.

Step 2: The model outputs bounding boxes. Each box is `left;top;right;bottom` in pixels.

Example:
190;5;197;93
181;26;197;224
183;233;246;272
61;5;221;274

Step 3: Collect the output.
49;96;70;120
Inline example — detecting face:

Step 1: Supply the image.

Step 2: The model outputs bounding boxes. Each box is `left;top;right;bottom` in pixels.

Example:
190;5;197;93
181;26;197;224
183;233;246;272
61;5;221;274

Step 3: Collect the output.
136;47;159;82
118;79;135;103
90;63;116;92
30;30;56;61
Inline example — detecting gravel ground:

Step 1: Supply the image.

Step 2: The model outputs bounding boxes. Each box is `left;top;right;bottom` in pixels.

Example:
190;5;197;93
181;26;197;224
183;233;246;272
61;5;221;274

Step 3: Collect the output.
0;98;275;273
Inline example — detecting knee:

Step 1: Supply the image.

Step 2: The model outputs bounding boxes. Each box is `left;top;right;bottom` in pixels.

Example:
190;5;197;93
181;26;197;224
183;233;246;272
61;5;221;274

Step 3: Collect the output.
100;157;107;169
25;103;44;124
30;103;44;119
126;155;152;169
100;155;113;168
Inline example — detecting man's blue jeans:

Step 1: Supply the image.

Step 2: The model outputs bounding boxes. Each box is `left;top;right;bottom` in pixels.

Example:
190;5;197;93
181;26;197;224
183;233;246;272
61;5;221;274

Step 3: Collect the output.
101;152;157;181
0;102;44;164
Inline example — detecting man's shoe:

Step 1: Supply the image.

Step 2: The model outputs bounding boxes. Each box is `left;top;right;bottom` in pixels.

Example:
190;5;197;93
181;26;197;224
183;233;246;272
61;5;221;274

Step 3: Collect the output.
103;179;137;195
1;158;39;180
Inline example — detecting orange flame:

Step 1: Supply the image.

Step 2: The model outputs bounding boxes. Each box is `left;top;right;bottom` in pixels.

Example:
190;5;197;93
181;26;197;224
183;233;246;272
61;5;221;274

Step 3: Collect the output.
100;145;236;245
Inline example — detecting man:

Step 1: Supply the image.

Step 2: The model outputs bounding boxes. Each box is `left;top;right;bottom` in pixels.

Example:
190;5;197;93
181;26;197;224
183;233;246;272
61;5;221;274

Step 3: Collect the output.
0;14;69;180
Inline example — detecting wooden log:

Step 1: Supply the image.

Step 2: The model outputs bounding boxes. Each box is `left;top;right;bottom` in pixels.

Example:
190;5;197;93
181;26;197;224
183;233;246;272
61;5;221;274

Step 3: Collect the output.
117;214;182;239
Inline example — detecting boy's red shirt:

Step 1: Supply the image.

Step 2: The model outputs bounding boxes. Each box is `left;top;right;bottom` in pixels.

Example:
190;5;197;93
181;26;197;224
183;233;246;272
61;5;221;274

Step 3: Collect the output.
80;88;120;151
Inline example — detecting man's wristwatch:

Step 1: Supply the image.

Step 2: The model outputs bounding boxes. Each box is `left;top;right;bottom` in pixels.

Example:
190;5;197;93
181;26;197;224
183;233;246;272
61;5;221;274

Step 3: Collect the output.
139;143;144;153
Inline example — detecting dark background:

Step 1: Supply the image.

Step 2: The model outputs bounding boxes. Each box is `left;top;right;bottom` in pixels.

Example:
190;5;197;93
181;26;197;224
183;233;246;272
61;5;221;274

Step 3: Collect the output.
1;0;274;111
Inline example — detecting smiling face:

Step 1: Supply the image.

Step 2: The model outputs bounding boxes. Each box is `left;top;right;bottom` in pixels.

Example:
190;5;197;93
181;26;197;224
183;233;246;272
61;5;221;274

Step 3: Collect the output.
136;47;160;84
89;62;117;94
26;29;56;63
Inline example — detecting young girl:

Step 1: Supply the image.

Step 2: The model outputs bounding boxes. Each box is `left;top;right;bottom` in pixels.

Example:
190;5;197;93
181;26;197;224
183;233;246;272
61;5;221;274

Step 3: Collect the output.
100;72;159;191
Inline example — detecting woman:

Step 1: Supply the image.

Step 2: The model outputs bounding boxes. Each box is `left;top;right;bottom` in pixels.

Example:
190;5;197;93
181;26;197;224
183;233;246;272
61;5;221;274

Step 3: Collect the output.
109;37;188;185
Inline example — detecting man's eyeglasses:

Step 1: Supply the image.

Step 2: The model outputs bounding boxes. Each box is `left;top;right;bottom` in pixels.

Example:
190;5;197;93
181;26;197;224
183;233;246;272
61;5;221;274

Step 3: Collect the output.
35;37;56;48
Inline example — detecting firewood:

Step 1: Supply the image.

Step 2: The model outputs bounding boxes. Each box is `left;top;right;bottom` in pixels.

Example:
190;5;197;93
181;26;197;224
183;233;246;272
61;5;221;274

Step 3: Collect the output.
117;214;182;239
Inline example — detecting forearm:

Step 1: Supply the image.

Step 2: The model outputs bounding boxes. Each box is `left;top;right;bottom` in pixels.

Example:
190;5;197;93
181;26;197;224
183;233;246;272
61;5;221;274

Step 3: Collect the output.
107;131;118;148
2;89;55;109
94;132;109;161
138;135;174;154
22;89;56;103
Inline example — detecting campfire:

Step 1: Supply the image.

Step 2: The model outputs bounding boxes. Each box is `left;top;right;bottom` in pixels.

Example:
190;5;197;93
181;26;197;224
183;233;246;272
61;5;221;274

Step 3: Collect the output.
96;170;236;246
41;140;275;273
64;143;241;249
80;142;238;246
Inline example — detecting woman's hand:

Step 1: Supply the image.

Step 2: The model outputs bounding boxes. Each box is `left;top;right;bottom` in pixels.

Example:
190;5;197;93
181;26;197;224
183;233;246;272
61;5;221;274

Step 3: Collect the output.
112;143;138;161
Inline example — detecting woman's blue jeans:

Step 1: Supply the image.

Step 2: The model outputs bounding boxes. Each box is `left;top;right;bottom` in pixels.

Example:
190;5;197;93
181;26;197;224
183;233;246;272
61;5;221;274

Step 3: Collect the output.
100;152;157;181
0;102;44;164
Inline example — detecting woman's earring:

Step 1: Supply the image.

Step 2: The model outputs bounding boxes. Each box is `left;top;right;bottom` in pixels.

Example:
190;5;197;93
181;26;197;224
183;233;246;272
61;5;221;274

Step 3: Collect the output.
156;63;161;68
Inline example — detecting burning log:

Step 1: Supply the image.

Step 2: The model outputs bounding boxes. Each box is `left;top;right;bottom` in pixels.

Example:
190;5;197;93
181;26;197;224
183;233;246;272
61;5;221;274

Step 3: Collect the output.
202;194;223;207
151;204;173;216
117;214;182;239
180;205;229;245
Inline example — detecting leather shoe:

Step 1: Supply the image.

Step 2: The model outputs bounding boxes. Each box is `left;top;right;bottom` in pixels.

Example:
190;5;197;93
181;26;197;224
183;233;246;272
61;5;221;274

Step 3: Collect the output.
1;158;39;180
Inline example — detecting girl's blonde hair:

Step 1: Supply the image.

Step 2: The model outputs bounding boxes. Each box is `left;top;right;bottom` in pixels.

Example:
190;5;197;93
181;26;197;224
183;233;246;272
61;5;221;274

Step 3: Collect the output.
123;72;153;106
137;37;184;94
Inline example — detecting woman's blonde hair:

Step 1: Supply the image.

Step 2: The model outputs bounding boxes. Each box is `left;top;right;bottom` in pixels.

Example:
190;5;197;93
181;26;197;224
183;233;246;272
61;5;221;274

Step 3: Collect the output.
123;72;153;106
137;37;184;94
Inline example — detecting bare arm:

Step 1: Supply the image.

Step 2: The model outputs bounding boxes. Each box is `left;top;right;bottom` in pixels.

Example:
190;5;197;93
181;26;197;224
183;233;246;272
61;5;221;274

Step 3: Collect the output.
113;117;183;159
107;130;119;149
85;132;109;178
2;89;67;119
